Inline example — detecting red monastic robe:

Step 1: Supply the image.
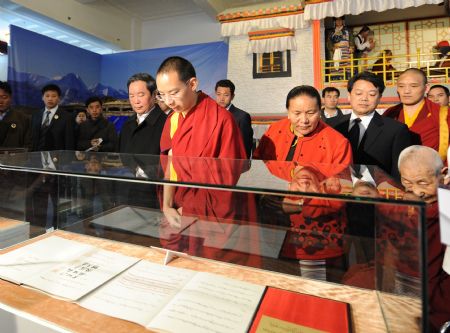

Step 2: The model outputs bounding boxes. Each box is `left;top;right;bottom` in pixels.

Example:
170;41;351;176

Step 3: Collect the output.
384;98;450;161
253;118;353;165
343;201;450;331
159;156;261;268
160;92;246;159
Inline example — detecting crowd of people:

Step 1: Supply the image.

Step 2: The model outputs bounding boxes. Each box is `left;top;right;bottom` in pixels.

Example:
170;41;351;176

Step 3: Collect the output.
1;56;450;331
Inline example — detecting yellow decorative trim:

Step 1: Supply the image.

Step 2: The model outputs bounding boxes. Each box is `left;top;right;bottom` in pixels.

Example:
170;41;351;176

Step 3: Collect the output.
170;112;179;139
249;28;295;40
439;105;449;161
404;100;425;128
305;0;333;4
217;4;304;23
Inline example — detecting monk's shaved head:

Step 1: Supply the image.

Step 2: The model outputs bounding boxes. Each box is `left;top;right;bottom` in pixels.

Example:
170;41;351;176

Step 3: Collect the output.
157;56;196;83
398;68;427;86
398;145;443;203
398;145;443;176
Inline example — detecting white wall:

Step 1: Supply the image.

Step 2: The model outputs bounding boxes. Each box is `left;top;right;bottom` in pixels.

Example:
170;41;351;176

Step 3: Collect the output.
141;12;222;49
228;27;315;114
0;55;7;81
11;0;138;49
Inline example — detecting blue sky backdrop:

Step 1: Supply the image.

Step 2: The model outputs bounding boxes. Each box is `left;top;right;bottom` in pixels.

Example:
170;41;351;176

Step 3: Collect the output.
8;25;228;107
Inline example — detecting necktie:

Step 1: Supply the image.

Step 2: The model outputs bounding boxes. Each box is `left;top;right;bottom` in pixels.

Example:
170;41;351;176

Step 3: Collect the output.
42;110;51;128
348;118;361;154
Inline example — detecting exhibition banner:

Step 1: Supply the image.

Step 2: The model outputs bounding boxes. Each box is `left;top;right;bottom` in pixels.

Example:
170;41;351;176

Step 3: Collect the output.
8;25;228;111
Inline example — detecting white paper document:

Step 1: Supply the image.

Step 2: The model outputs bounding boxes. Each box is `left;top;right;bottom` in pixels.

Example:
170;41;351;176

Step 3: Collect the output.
0;236;140;300
79;260;266;333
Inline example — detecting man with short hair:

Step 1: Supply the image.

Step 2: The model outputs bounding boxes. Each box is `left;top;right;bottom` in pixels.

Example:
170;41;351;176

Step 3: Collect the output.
329;71;411;179
215;79;253;158
384;68;450;162
428;84;449;107
119;73;167;154
157;57;247;225
77;96;118;152
157;56;246;159
31;83;74;151
398;145;449;332
157;100;173;116
320;86;345;124
0;81;31;149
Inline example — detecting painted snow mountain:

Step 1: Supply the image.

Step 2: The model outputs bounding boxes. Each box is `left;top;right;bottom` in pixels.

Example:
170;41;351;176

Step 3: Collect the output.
8;68;128;108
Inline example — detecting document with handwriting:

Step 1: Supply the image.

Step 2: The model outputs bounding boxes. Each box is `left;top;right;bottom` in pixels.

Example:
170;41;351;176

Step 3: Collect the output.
79;260;266;333
0;235;140;300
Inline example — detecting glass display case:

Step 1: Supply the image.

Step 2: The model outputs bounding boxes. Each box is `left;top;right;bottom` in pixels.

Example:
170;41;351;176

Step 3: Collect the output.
0;151;428;332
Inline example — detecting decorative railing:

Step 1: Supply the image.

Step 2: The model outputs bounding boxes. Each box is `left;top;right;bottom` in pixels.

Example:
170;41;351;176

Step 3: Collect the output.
323;49;450;86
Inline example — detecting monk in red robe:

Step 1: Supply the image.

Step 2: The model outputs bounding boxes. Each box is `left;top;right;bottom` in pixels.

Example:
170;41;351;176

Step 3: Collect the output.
156;57;258;266
345;146;449;331
384;68;450;162
157;56;246;159
253;85;352;166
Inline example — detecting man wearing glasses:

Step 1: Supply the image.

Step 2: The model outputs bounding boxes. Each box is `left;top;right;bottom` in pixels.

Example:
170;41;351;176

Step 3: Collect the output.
157;56;246;159
119;73;167;154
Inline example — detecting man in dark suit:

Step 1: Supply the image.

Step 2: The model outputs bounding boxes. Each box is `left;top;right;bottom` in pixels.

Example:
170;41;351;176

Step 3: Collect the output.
119;73;167;154
77;96;118;152
118;73;167;209
0;81;31;150
31;84;75;151
215;79;253;158
328;71;411;180
320;86;345;124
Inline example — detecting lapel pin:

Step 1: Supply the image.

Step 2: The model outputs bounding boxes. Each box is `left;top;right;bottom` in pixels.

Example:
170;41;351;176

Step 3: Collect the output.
54;114;59;120
11;123;16;128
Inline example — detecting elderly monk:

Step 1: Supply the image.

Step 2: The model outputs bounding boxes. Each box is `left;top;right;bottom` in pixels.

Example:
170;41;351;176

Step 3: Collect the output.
398;145;449;332
384;68;450;162
253;85;352;165
158;56;246;159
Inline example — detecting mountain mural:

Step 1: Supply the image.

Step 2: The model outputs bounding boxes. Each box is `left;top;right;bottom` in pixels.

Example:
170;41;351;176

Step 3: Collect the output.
8;67;128;108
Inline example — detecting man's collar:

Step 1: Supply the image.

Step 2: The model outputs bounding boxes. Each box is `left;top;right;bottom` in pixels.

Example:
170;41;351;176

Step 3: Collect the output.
45;105;59;114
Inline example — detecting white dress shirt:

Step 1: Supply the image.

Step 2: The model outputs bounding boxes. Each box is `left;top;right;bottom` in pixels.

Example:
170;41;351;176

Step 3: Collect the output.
348;111;376;145
136;106;155;125
42;105;58;125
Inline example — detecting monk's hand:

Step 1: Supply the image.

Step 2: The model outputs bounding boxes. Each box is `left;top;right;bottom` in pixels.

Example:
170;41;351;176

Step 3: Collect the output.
163;207;182;229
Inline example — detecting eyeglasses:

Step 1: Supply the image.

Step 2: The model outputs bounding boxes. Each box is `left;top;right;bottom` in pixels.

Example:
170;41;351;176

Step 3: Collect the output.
156;79;191;103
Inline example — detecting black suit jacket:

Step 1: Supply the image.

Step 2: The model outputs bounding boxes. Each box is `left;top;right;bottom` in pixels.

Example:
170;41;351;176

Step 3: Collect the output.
329;112;412;180
0;108;32;150
31;107;75;151
119;105;167;154
320;107;346;125
229;104;253;158
77;117;118;152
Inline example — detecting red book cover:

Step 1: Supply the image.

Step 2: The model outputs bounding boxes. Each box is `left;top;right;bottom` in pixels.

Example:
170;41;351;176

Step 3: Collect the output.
249;287;351;333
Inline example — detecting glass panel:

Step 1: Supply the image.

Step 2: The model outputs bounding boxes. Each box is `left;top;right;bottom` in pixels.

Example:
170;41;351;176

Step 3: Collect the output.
375;201;425;332
0;151;423;204
0;151;47;249
0;151;427;331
